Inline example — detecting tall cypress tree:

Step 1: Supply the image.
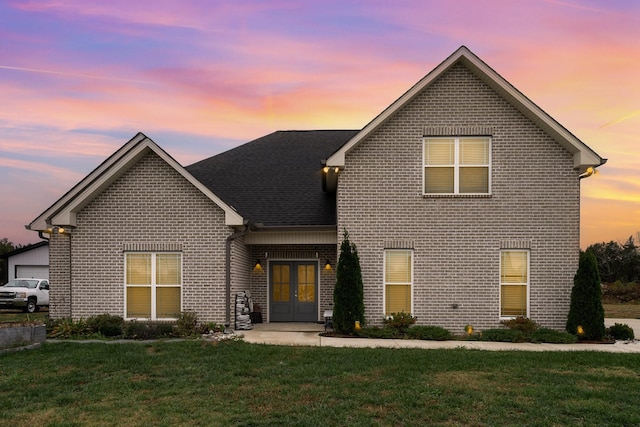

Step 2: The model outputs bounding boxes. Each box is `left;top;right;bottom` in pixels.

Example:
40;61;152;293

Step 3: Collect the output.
333;231;365;334
566;250;605;341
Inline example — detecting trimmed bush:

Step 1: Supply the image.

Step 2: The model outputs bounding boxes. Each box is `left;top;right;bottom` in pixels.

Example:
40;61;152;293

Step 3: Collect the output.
530;328;577;344
481;328;525;343
606;323;635;340
123;321;175;339
406;325;452;341
383;312;417;334
85;314;124;337
500;317;538;335
566;251;606;341
333;231;365;334
356;327;398;339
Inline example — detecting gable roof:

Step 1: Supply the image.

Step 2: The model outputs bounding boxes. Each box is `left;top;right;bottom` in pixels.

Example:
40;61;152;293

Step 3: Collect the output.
186;130;358;228
0;241;48;260
327;46;605;172
27;133;244;232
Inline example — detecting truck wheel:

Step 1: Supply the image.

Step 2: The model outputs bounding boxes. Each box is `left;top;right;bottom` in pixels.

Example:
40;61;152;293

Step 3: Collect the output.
25;299;37;313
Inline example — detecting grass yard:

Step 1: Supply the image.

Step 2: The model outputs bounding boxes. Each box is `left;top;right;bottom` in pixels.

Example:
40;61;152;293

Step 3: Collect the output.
1;341;640;426
603;303;640;319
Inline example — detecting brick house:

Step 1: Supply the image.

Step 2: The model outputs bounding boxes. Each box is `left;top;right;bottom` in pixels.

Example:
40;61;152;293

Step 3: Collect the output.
27;46;604;331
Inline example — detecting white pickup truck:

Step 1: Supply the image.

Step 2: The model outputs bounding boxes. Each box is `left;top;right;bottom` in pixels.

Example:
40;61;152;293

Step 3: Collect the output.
0;278;50;313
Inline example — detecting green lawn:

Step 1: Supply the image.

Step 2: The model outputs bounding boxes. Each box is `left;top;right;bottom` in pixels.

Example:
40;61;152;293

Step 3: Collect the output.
1;341;639;426
603;303;640;319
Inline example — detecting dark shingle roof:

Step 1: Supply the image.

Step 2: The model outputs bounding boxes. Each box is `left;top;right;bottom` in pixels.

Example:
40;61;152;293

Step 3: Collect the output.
186;130;358;227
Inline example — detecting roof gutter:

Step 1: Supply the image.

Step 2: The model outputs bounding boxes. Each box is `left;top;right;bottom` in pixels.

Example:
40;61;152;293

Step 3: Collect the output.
579;158;608;180
225;224;251;329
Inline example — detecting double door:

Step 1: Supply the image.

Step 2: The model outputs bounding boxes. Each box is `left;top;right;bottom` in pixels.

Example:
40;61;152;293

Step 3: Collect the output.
270;261;318;322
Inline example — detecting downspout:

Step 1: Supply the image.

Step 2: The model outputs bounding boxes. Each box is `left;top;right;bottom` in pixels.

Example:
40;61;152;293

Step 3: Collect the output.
225;224;250;330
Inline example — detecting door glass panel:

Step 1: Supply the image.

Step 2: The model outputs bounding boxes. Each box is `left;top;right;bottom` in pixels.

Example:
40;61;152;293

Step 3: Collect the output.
297;265;315;303
273;265;290;302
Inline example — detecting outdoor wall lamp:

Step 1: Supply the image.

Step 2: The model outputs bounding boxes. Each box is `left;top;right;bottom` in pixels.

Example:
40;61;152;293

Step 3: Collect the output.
254;259;263;272
324;260;332;271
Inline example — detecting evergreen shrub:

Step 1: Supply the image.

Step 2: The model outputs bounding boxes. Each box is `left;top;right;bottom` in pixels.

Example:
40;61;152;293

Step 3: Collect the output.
333;231;365;334
566;251;606;341
606;323;635;340
406;325;452;341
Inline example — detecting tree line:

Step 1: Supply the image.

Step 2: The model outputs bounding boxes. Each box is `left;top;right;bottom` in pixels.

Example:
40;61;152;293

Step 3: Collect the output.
0;238;25;284
586;235;640;284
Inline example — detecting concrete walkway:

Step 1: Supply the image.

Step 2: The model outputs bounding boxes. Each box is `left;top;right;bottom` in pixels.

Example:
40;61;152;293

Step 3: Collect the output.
238;318;640;353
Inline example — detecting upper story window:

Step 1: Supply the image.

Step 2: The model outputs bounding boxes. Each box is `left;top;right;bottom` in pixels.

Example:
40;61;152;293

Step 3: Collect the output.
423;137;491;195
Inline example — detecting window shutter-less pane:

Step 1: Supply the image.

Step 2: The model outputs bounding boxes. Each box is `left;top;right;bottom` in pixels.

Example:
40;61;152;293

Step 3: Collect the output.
385;251;412;283
156;254;181;285
460;138;489;165
501;285;527;317
425;167;454;193
459;167;489;193
156;286;181;318
425;139;454;165
127;287;151;318
386;285;411;315
127;254;151;285
501;252;528;283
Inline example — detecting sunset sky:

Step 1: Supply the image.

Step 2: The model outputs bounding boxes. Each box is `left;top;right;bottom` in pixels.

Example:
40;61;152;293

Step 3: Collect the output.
0;0;638;248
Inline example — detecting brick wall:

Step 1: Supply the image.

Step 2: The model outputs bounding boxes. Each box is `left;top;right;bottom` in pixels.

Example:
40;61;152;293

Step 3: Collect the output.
67;151;239;323
337;62;580;331
48;232;71;319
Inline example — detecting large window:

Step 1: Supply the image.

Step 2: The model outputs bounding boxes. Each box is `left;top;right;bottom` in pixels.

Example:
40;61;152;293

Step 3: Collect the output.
500;250;529;317
424;137;491;194
384;250;413;315
125;253;182;320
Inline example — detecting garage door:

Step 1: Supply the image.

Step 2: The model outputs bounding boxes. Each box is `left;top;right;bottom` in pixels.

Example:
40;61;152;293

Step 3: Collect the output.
16;265;49;280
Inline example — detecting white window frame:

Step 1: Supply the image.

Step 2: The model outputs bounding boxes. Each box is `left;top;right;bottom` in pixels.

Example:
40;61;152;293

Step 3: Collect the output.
423;136;492;195
383;249;414;316
499;250;530;319
124;252;183;320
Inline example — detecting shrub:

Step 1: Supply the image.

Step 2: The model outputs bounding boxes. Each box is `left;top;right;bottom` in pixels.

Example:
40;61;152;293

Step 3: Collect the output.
85;314;124;337
49;318;92;339
406;325;452;341
383;312;417;334
123;321;175;339
566;250;606;341
530;328;577;344
606;323;635;341
602;281;640;303
481;328;525;343
333;230;365;334
356;326;398;339
500;317;538;335
175;311;199;337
